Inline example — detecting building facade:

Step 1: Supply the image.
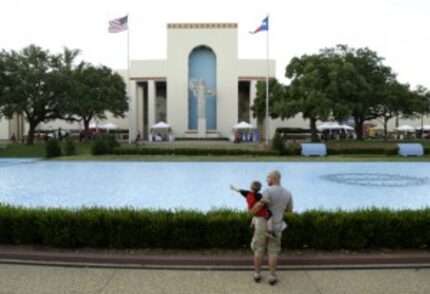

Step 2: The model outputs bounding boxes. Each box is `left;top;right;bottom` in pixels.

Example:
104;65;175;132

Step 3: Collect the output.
128;22;275;141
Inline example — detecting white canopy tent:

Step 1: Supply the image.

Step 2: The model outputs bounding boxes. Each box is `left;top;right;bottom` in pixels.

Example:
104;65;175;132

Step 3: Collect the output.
151;121;171;130
340;124;354;131
317;122;355;131
317;122;355;139
417;125;430;131
100;122;118;130
150;122;173;142
232;121;255;130
396;125;416;132
232;121;257;143
317;122;342;131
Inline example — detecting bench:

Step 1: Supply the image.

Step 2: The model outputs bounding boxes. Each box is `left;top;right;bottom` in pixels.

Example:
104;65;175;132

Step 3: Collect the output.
301;143;327;157
397;143;424;157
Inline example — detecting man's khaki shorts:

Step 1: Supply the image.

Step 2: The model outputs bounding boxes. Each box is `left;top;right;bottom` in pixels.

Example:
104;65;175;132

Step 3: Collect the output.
250;219;282;256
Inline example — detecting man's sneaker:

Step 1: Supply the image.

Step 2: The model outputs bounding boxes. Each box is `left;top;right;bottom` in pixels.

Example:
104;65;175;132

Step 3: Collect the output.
265;230;277;239
253;273;261;283
268;275;278;286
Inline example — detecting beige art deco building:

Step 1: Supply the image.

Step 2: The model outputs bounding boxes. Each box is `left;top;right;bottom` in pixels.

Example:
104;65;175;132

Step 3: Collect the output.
127;22;275;141
2;22;277;141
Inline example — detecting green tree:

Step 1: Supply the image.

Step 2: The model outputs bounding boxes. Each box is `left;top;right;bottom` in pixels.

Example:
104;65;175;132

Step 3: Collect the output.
251;79;284;125
410;85;430;133
371;81;413;139
0;53;6;105
281;54;338;142
65;63;128;139
322;45;395;140
0;45;79;145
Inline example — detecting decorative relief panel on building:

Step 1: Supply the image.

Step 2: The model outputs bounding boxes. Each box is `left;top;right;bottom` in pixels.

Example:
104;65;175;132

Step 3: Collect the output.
167;23;237;29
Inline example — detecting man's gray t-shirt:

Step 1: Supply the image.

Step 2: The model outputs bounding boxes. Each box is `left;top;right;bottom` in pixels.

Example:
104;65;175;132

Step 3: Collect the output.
262;185;293;232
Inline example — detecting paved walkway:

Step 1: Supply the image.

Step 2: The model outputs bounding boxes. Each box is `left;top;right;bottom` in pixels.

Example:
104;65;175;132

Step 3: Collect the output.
0;263;428;294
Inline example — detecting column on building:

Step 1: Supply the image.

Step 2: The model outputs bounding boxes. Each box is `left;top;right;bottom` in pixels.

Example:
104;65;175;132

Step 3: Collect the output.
249;80;258;127
147;80;156;137
8;113;25;141
128;80;138;143
136;85;144;137
155;81;167;123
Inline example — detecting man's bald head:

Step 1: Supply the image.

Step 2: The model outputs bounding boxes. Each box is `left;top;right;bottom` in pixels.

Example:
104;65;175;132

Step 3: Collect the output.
267;170;281;186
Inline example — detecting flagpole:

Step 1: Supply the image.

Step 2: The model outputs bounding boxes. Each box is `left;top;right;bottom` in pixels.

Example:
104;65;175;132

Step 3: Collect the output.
127;15;130;82
126;14;133;144
265;14;270;145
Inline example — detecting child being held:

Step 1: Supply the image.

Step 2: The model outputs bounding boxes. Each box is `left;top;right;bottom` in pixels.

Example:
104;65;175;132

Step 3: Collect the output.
230;181;276;239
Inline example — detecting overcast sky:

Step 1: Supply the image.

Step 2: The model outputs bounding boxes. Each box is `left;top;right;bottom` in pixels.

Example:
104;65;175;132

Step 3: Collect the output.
1;0;429;87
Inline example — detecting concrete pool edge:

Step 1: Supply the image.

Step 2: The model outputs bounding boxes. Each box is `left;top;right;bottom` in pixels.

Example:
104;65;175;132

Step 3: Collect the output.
0;248;429;268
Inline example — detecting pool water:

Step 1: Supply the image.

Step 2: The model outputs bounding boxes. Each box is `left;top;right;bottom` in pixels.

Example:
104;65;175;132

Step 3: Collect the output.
0;160;429;212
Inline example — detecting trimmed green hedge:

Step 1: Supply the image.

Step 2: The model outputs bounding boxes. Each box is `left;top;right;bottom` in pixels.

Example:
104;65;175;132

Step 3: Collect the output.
91;135;120;155
276;127;311;134
327;147;398;156
110;146;404;157
0;205;428;250
45;140;62;158
111;147;279;157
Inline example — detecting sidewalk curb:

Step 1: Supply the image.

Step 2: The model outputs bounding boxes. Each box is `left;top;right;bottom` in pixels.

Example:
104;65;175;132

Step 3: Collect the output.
0;249;429;268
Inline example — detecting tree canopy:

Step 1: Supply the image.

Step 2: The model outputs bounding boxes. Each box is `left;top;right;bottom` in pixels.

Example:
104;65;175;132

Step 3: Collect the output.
65;63;128;138
0;45;77;144
251;78;284;124
282;53;340;141
0;44;128;144
250;44;428;141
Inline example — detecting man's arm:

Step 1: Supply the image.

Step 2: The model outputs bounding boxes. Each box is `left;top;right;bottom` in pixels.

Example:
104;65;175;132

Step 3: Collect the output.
249;199;268;215
284;198;293;213
250;188;271;215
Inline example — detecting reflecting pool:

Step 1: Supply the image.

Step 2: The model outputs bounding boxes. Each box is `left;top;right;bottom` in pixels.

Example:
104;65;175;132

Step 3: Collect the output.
0;159;429;212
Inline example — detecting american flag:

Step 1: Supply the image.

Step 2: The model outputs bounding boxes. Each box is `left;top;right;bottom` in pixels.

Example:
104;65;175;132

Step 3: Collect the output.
108;15;128;33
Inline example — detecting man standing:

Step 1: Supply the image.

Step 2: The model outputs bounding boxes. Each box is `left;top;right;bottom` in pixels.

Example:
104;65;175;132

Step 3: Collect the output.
249;170;293;285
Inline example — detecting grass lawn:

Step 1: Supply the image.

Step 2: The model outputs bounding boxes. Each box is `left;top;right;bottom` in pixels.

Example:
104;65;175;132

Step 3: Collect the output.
1;141;429;161
54;154;430;162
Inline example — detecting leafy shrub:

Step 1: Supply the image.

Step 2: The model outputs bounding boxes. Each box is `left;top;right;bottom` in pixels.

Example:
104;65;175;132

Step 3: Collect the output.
45;139;62;158
284;146;301;156
384;147;398;156
276;127;311;134
327;147;398;156
91;138;109;155
91;135;120;155
105;135;120;152
0;205;428;250
111;147;278;157
271;132;286;154
63;140;77;156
